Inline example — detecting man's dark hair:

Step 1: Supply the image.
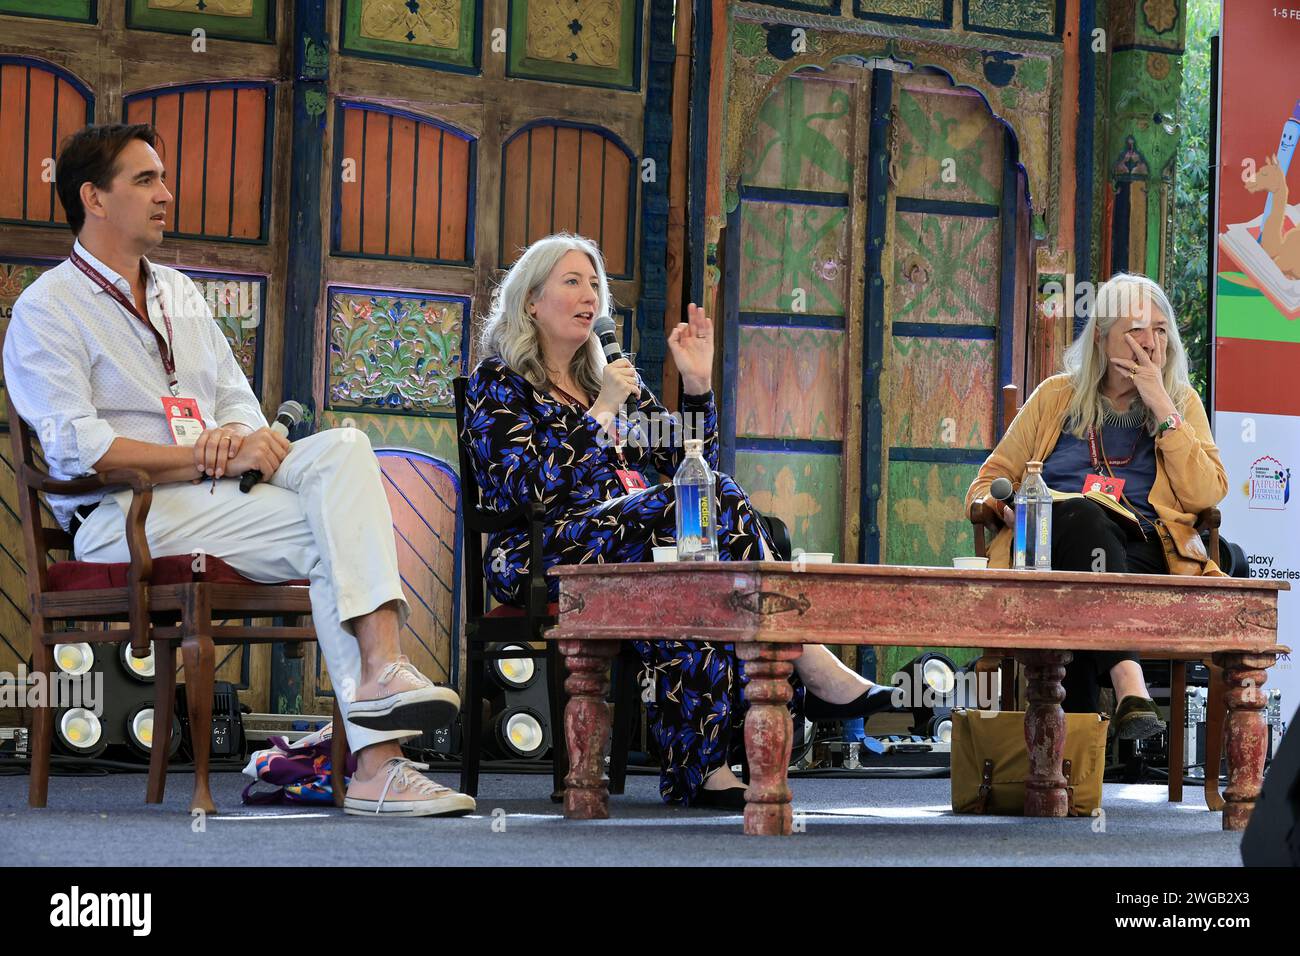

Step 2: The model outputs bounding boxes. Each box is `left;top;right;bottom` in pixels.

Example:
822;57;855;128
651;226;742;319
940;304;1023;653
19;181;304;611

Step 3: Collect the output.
55;123;160;234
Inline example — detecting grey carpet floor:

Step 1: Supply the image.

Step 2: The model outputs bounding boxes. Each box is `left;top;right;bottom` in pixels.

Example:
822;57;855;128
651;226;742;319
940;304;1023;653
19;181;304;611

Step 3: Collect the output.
0;769;1243;867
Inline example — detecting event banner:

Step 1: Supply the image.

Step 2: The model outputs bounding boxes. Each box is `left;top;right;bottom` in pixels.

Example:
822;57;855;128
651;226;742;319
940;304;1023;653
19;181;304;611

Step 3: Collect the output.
1213;1;1299;710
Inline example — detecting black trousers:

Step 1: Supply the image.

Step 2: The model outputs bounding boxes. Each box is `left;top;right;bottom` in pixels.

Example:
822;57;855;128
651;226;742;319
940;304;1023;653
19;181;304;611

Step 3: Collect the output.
1050;498;1167;713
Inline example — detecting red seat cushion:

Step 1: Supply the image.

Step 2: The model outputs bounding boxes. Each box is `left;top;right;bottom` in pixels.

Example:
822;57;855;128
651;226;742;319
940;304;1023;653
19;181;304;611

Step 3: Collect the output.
483;602;559;619
46;554;309;592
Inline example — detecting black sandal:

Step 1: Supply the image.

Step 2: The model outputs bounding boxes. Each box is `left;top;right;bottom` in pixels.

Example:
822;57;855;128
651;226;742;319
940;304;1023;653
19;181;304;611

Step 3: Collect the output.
692;786;748;811
803;683;900;720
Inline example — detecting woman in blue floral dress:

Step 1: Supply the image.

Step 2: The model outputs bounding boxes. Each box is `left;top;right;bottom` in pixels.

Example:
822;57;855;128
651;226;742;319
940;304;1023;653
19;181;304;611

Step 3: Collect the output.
462;234;895;808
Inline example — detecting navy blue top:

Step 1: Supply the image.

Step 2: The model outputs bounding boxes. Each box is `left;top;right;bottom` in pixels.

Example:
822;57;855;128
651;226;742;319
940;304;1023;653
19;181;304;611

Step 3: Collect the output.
1040;422;1158;521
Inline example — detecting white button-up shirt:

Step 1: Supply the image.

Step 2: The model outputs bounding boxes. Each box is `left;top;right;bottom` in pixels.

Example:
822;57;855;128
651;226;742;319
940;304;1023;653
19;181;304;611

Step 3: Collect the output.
3;239;267;530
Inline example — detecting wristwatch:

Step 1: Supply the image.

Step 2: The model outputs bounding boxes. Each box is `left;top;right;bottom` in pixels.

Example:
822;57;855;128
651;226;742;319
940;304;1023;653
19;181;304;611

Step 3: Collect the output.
1157;412;1183;435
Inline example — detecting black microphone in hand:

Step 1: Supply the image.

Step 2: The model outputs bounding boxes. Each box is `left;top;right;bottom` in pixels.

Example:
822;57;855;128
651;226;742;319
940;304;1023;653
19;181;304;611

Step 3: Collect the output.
592;314;640;421
986;476;1014;525
239;400;306;493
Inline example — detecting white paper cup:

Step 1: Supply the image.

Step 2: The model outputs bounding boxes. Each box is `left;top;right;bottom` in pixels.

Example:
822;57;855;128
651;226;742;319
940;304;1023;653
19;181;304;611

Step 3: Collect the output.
652;547;678;563
953;556;989;570
793;551;834;565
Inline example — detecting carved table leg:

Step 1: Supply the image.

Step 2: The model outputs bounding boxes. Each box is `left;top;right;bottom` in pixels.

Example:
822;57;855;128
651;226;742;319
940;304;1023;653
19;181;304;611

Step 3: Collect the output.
560;639;618;820
1017;649;1073;817
735;642;803;836
1211;651;1275;832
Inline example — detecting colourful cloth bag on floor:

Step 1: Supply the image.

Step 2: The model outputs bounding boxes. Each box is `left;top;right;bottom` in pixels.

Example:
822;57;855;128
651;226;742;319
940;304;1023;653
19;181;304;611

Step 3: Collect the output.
241;722;355;805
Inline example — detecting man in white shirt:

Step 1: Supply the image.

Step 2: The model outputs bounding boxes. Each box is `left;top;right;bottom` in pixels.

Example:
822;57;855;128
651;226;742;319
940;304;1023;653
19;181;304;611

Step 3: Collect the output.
4;123;473;817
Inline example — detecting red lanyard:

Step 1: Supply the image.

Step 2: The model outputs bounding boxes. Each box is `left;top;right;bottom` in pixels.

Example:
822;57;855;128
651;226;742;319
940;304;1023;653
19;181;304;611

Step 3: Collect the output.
1086;424;1140;470
70;247;180;397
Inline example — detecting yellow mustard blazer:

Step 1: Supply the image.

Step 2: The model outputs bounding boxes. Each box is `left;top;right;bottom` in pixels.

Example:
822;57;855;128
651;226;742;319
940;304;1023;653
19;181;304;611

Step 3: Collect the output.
965;374;1228;576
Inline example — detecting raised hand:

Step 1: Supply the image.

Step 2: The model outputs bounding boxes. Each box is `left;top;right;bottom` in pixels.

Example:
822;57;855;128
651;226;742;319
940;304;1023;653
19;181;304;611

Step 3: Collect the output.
1109;332;1176;420
667;302;713;395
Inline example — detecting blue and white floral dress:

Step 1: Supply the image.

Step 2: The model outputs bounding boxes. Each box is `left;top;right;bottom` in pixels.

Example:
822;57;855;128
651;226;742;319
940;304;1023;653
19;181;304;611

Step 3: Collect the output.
462;356;802;804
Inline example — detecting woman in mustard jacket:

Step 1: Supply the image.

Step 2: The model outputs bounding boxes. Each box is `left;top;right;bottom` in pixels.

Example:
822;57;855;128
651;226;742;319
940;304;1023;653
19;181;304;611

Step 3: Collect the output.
966;273;1228;738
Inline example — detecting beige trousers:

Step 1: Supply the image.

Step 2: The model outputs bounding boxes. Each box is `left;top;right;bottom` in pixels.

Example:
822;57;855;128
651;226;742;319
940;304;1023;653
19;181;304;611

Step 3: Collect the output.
74;428;412;752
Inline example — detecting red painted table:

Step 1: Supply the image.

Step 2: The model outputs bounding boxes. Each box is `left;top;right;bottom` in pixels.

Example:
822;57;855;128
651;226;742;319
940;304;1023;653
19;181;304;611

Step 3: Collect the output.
547;562;1290;835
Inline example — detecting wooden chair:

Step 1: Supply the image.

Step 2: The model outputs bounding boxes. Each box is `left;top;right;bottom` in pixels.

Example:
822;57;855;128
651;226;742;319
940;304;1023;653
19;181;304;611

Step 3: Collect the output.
967;384;1229;808
8;395;347;813
453;377;638;801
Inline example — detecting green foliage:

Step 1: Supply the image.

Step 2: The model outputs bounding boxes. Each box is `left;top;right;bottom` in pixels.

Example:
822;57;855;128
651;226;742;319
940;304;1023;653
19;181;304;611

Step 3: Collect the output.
1169;0;1219;403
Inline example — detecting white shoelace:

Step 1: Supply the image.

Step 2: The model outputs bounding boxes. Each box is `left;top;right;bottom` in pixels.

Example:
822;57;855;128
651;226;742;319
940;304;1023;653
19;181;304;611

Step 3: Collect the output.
372;758;447;813
377;655;433;690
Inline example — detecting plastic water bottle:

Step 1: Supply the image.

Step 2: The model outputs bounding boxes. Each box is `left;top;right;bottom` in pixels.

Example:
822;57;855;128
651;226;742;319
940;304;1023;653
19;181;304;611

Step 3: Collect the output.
1013;460;1052;570
674;438;718;561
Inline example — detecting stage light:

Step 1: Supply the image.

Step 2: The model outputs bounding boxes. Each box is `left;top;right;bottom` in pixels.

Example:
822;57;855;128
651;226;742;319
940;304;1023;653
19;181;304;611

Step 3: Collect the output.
119;641;155;681
493;706;549;759
896;652;958;740
124;703;183;760
490;644;537;689
928;714;953;744
921;656;956;700
56;707;105;756
129;706;155;752
53;642;94;676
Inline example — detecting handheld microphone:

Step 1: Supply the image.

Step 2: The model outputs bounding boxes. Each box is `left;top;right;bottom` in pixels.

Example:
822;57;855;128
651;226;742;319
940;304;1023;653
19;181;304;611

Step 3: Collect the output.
592;314;639;421
988;477;1014;504
239;400;306;493
983;476;1015;526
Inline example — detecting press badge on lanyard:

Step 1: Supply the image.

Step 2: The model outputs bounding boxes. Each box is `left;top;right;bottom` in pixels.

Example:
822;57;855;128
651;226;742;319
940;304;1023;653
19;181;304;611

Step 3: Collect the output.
163;397;204;447
614;463;647;493
69;248;204;444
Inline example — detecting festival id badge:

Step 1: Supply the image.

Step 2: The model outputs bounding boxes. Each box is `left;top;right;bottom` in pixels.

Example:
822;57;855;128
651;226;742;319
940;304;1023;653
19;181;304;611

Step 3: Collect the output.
614;467;648;493
162;396;204;447
1082;473;1126;501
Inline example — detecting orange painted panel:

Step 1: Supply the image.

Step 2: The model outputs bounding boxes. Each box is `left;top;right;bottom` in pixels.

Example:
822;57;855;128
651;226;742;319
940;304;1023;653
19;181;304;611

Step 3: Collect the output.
600;142;630;275
737;327;845;440
0;66;29;220
25;68;56;222
526;125;556;246
126;99;149;125
230;86;266;239
387;114;416;259
575;130;605;246
338;107;364;253
501;133;528;263
175;89;206;235
379;454;458;684
149;94;181;233
55;79;89;225
361;110;389;254
552;126;581;234
439;133;469;261
202;89;234;237
412;123;442;260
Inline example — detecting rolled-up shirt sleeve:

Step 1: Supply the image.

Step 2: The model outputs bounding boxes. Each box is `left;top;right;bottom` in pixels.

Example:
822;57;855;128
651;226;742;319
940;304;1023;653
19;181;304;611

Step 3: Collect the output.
192;279;267;431
3;296;117;476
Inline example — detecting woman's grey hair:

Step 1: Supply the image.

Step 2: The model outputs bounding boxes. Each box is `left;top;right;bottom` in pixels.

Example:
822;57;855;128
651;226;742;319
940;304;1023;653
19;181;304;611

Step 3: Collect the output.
1061;272;1193;438
478;233;611;397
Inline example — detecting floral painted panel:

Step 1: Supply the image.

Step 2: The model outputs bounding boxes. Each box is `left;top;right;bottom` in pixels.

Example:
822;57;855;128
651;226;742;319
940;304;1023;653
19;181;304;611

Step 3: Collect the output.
327;287;468;415
184;271;263;394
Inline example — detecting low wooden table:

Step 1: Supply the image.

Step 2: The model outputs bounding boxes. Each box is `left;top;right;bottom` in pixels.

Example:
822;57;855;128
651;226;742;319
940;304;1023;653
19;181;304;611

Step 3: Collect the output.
547;562;1289;835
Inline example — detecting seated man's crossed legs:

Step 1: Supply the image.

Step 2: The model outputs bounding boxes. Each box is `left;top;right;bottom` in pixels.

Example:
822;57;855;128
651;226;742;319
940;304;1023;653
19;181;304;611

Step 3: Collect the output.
74;427;472;816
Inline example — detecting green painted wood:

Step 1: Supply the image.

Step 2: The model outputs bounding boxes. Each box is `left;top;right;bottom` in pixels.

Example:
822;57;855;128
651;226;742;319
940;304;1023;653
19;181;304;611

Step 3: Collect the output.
126;0;274;42
739;201;849;314
734;449;842;558
507;0;642;90
339;0;479;71
0;0;92;21
741;73;854;193
878;458;983;682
